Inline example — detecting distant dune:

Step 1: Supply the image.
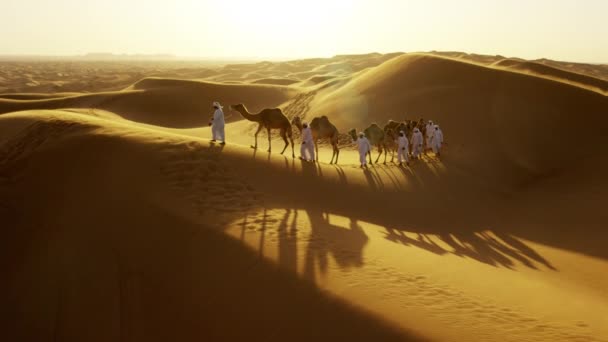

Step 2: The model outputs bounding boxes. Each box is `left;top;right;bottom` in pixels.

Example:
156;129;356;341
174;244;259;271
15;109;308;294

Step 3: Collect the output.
252;77;300;86
0;78;296;127
494;58;608;93
308;54;607;187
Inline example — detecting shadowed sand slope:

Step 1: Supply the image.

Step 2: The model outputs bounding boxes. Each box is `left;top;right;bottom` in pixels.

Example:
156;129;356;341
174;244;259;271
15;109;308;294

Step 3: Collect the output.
2;110;608;342
0;111;420;342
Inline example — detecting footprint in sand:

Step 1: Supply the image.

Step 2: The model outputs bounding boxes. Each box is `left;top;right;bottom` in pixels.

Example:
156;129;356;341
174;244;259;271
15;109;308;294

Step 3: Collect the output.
159;142;260;218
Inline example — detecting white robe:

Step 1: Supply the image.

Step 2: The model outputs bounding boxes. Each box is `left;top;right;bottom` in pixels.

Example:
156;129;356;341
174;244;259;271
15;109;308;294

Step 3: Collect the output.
432;128;443;154
300;127;315;161
411;130;423;157
357;137;371;165
211;108;225;141
425;123;434;148
397;135;409;163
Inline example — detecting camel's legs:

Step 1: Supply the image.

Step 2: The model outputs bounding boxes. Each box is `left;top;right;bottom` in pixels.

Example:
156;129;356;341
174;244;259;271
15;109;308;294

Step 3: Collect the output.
279;128;289;155
330;144;337;164
314;138;320;163
383;146;388;164
290;132;295;158
331;136;340;164
266;127;272;152
334;144;340;164
374;146;382;163
252;123;263;149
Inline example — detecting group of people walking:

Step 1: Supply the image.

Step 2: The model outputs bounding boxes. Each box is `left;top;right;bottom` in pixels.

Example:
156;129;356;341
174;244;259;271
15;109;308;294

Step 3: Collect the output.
355;121;443;168
208;101;444;168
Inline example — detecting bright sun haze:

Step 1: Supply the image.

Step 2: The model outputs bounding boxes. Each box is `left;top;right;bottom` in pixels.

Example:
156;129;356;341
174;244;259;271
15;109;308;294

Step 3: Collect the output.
1;0;607;62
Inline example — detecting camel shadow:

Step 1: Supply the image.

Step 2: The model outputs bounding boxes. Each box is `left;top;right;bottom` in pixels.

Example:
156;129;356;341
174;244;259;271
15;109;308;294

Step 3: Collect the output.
382;228;556;270
228;142;556;275
332;164;348;185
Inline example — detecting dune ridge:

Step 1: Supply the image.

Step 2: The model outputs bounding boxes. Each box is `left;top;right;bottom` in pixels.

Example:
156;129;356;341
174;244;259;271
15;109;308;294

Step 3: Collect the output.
493;58;608;93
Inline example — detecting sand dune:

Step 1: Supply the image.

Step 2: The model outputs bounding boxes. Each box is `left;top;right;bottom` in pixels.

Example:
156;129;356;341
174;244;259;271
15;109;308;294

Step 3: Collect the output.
252;77;300;86
307;54;608;188
0;92;82;100
0;111;422;341
2;109;607;341
0;78;296;127
1;52;608;341
535;58;608;82
494;58;608;93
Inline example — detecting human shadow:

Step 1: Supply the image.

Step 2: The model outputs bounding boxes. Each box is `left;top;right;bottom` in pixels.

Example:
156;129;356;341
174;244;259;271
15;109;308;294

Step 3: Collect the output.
299;159;370;282
303;210;369;283
207;141;226;154
277;208;298;273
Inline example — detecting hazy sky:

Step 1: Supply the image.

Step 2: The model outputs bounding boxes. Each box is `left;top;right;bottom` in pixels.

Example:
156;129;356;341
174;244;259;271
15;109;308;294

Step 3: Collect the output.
1;0;606;62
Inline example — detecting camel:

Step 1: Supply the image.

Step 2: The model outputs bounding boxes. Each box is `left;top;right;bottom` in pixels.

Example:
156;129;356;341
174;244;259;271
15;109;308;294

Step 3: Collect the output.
382;120;412;163
417;118;426;137
230;103;295;158
291;116;340;164
348;123;392;164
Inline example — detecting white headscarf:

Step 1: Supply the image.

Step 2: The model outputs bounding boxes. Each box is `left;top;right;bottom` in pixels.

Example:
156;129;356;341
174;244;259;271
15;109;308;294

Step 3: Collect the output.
213;101;223;109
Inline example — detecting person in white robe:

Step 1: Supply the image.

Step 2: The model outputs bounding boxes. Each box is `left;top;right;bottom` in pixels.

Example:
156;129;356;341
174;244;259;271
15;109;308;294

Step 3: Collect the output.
431;125;444;156
410;128;423;159
357;132;371;168
300;122;315;161
209;101;225;144
396;130;409;166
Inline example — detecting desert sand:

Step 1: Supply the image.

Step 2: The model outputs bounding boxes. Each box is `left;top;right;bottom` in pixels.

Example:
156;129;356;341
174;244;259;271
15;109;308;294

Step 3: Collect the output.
1;52;608;342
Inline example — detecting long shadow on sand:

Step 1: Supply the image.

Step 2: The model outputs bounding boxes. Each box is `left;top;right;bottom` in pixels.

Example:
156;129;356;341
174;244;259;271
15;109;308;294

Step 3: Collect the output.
232;156;557;274
383;229;555;270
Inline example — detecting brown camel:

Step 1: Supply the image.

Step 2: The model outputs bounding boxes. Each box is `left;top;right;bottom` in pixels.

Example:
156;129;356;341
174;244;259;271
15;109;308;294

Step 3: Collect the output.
291;116;340;164
383;120;409;163
417;118;426;137
348;123;391;164
230;103;295;158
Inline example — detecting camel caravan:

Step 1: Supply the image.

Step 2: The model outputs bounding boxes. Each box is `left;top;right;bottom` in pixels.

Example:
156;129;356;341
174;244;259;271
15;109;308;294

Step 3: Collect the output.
209;102;444;168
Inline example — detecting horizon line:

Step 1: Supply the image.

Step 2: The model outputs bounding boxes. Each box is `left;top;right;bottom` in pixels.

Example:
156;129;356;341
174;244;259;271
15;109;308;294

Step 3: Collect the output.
0;51;606;65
